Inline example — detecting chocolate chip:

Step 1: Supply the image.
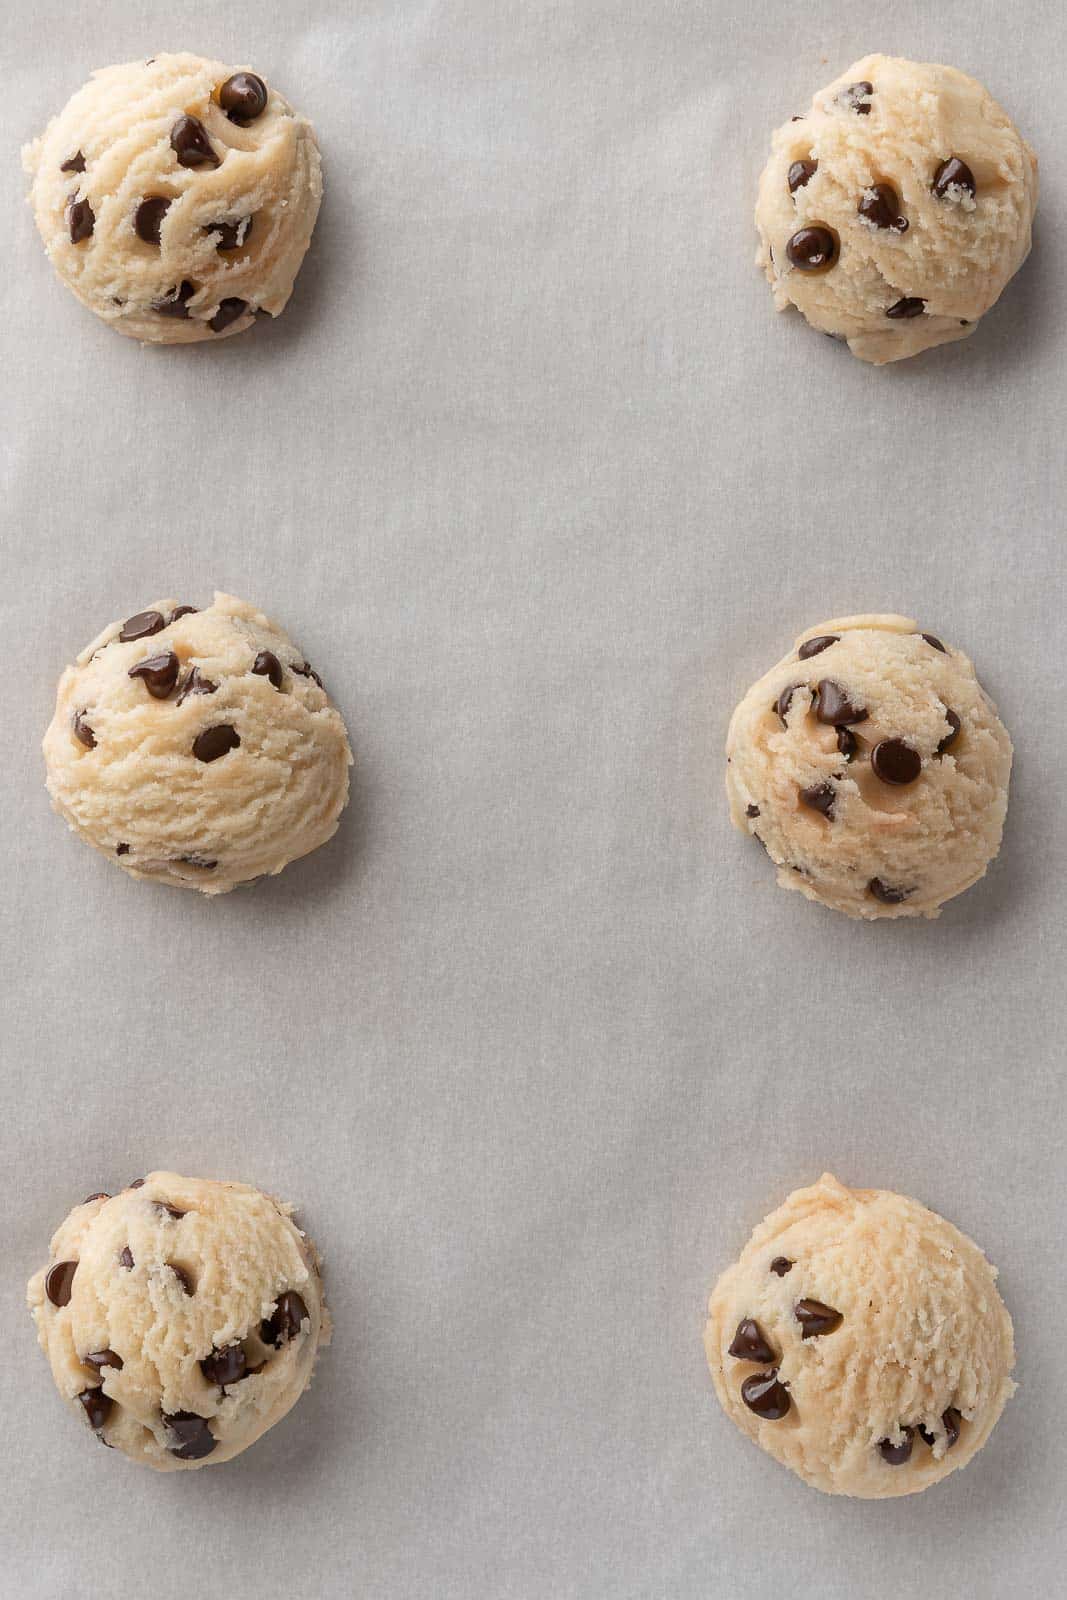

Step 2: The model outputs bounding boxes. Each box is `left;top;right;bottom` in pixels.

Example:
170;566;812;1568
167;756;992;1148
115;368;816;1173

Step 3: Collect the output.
838;80;873;114
72;711;96;749
61;152;86;173
77;1388;113;1430
154;280;196;318
118;1247;134;1270
155;1203;186;1221
292;661;325;690
128;651;180;699
200;1345;247;1386
786;225;839;273
871;739;922;785
45;1261;77;1307
218;72;269;124
84;1349;123;1372
858;182;908;232
868;878;910;905
794;1298;842;1338
164;1411;216;1460
921;633;947;652
745;804;760;819
176;666;218;705
210;297;249;334
799;782;835;820
798;635;838;660
134;197;171;245
886;297;926;319
937;710;962;756
261;1290;308;1347
836;727;857;760
775;683;803;724
119;610;166;643
814;680;868;726
192;724;240;763
170;114;220;168
169;1264;193;1295
769;1257;793;1276
84;1192;110;1203
878;1427;914;1465
116;843;129;856
932;157;976;202
206;217;253;252
252;649;283;689
128;1178;146;1189
728;1319;776;1363
180;855;217;870
788;159;817;194
740;1370;791;1420
68;197;95;243
169;605;199;623
919;1408;962;1450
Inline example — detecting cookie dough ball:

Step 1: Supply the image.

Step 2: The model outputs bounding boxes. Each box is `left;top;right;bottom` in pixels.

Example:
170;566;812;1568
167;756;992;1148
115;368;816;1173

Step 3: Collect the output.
43;592;352;894
755;55;1038;363
726;615;1011;919
28;1172;330;1470
23;52;322;342
705;1173;1015;1498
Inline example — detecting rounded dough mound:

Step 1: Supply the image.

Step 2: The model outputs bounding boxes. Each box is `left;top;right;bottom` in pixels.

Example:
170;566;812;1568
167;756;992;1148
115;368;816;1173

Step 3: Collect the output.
23;52;322;343
28;1172;330;1471
755;55;1038;364
705;1173;1015;1498
43;591;352;894
726;614;1011;919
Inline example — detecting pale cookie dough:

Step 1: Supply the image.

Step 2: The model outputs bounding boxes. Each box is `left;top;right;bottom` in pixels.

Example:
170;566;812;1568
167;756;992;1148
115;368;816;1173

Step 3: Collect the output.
755;55;1038;363
726;615;1011;919
28;1172;330;1470
23;52;322;342
44;592;352;894
705;1173;1015;1498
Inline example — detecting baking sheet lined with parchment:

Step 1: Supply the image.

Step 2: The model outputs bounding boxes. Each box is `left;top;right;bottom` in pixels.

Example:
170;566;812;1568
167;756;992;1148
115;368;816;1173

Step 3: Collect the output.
1;2;1064;1596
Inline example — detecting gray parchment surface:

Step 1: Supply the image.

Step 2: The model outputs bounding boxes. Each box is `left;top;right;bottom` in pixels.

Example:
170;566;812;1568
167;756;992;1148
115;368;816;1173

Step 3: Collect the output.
1;3;1064;1597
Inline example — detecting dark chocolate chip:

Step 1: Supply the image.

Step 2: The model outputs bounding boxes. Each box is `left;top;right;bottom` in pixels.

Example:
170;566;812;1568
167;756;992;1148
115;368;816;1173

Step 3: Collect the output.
164;1411;216;1460
871;739;922;785
921;633;946;652
210;297;249;334
814;680;868;726
155;1203;186;1221
740;1370;791;1420
769;1257;793;1276
937;710;962;756
799;782;836;820
868;878;911;905
878;1427;914;1465
786;225;839;273
858;182;908;232
192;724;240;763
218;72;269;124
170;114;220;169
119;1247;135;1270
154;280;196;318
919;1408;961;1450
200;1345;247;1387
134;196;171;245
727;1319;776;1364
128;651;180;699
72;711;96;749
798;634;838;660
932;157;976;202
836;727;857;760
180;855;218;870
68;197;95;243
119;610;166;643
169;1264;193;1295
838;80;873;114
84;1192;110;1203
176;666;218;705
61;152;86;173
169;605;199;623
745;804;760;819
261;1290;308;1347
795;1298;842;1338
886;297;926;320
252;649;283;689
45;1261;77;1307
128;1178;146;1189
206;217;253;251
77;1388;113;1430
292;661;324;690
116;843;130;856
84;1349;123;1372
775;683;803;724
788;159;818;194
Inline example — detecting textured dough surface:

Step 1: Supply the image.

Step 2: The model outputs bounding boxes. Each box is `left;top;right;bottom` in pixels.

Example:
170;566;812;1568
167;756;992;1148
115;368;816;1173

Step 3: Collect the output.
43;591;352;894
28;1172;330;1471
23;52;322;342
726;614;1011;919
755;55;1038;363
705;1173;1015;1498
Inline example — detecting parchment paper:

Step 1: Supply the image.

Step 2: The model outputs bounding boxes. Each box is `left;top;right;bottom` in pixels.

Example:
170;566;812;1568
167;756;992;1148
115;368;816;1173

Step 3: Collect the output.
1;2;1064;1596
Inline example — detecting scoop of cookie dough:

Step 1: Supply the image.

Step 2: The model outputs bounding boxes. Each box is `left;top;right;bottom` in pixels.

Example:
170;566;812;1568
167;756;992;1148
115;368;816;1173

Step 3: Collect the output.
755;55;1038;363
43;592;352;893
23;52;322;342
28;1172;330;1470
726;614;1011;919
705;1173;1015;1498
